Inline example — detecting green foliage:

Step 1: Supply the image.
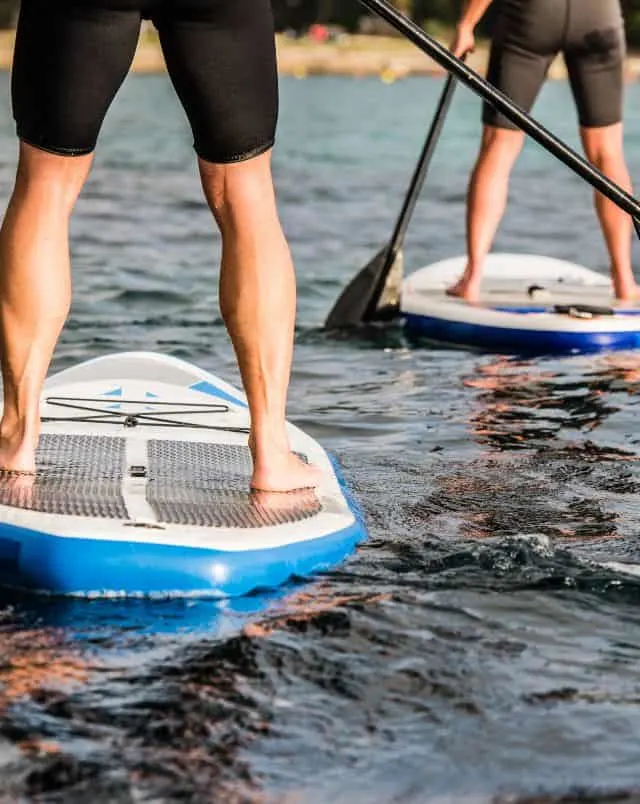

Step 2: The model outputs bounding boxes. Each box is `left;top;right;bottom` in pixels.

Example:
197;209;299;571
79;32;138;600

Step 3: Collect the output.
0;0;15;27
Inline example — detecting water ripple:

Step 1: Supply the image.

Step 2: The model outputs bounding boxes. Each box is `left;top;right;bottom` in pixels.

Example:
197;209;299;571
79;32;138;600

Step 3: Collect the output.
0;72;638;801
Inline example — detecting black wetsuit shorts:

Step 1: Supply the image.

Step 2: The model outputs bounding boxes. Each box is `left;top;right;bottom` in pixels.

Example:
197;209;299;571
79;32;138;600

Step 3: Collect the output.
484;0;625;129
11;0;279;163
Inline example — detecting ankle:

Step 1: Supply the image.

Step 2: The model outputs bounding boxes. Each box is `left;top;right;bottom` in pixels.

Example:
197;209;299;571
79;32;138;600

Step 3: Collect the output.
0;415;37;444
612;272;637;296
249;425;290;460
463;261;482;280
611;266;635;284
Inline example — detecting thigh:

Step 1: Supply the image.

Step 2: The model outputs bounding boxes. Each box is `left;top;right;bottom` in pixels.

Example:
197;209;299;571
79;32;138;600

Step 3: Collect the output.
483;0;562;129
154;0;278;164
564;0;625;128
12;0;142;155
483;43;554;129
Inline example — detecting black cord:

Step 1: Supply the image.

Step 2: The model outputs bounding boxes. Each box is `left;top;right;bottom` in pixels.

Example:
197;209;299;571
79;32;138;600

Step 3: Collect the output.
41;396;250;434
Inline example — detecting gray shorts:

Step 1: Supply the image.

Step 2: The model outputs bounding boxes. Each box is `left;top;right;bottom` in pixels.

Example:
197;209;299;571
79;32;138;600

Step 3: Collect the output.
484;0;625;129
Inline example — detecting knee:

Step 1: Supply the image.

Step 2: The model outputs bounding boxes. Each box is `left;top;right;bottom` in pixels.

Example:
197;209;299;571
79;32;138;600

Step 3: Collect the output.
581;125;625;169
584;141;618;169
199;151;275;230
477;126;524;167
14;142;92;211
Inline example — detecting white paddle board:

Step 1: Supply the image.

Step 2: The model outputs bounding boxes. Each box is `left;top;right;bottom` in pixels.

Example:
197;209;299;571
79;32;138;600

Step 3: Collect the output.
0;352;366;598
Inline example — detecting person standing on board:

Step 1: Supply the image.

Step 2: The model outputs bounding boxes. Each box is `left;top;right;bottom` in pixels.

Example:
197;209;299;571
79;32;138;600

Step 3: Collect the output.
447;0;637;303
0;0;321;492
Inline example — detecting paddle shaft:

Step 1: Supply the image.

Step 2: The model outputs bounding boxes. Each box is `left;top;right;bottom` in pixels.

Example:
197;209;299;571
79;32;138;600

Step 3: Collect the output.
386;72;459;267
367;71;460;318
358;0;640;228
327;69;459;326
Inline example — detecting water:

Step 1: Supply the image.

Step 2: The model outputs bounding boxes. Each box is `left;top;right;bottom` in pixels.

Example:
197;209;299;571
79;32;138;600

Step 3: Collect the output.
0;72;640;801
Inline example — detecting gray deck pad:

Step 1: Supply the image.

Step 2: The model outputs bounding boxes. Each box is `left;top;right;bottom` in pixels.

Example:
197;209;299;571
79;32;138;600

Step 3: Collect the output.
146;440;321;529
0;435;321;530
0;435;127;519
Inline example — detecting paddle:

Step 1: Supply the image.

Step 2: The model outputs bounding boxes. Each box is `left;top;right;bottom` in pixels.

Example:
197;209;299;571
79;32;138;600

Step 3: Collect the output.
325;71;460;330
357;0;640;225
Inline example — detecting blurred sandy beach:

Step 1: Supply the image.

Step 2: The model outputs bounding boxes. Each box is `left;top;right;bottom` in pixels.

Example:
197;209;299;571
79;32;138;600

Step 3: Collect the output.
0;28;639;81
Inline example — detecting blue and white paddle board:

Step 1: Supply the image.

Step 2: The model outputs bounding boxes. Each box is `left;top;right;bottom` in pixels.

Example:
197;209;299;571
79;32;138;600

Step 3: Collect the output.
0;352;366;597
401;254;640;355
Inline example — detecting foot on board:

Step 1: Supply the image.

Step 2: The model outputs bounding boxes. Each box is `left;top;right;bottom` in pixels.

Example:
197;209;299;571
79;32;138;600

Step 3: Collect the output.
615;283;640;304
446;278;481;303
250;450;323;493
250;486;320;514
0;436;37;476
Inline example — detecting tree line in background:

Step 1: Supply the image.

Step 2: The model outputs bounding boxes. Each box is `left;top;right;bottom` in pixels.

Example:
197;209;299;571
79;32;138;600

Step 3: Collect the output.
274;0;640;47
0;1;639;47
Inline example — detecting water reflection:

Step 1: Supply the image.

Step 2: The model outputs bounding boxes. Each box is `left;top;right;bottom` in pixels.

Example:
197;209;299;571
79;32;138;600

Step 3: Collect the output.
404;354;640;544
463;356;633;452
0;580;386;801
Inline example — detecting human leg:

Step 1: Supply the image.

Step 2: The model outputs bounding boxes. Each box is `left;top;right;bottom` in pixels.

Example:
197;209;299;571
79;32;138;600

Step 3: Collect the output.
565;0;634;299
580;124;636;300
199;154;321;491
1;0;141;471
447;126;524;302
157;0;320;490
448;2;558;301
0;145;92;473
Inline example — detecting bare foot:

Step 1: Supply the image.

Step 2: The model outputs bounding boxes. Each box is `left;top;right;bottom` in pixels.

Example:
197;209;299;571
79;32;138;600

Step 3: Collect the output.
0;429;37;474
250;486;320;514
251;451;323;493
446;278;481;303
248;432;323;492
615;284;640;304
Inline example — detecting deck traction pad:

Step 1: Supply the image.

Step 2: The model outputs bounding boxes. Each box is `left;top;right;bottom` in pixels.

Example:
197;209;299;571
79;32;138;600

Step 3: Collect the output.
146;440;321;528
0;435;127;519
0;435;320;529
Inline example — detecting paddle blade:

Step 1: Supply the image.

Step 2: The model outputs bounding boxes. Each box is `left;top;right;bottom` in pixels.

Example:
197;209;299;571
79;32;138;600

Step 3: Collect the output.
324;247;403;330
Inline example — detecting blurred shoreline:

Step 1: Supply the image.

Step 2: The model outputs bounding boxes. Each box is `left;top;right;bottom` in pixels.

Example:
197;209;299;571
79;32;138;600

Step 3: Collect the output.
0;30;639;81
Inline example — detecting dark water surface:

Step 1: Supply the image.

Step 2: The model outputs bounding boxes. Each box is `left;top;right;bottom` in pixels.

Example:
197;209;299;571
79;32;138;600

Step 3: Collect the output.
0;73;640;802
